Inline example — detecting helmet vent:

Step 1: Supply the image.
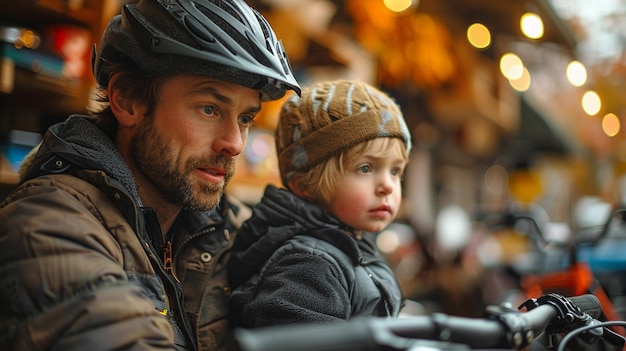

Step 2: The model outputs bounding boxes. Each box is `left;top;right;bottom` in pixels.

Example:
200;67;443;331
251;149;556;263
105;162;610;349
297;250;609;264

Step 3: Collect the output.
253;11;273;53
214;0;245;24
195;2;272;66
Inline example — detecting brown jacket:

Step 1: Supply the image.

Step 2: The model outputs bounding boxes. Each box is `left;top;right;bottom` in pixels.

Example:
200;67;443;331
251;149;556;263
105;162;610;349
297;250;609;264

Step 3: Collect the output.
0;115;251;350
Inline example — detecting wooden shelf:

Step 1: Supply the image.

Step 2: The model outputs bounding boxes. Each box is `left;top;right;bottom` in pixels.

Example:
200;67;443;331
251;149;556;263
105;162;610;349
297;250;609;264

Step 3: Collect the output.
0;0;119;190
0;64;92;115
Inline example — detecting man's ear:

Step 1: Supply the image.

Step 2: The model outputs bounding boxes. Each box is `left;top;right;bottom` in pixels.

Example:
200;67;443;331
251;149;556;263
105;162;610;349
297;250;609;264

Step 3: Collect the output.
108;74;140;127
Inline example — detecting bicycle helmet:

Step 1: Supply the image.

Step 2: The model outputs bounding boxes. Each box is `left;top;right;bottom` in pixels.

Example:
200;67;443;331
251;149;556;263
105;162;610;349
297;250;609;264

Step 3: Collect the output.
92;0;301;101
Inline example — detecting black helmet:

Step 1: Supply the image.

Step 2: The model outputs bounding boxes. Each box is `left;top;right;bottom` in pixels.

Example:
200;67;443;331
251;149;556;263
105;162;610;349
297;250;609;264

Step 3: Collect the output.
92;0;301;101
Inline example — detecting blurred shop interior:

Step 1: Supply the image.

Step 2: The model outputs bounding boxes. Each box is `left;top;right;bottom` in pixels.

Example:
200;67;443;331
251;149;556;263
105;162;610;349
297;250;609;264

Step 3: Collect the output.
3;0;626;316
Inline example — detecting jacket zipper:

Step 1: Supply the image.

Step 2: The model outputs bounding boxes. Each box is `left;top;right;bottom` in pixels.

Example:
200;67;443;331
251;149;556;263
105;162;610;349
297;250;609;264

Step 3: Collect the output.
162;241;180;282
141;208;197;350
144;239;197;350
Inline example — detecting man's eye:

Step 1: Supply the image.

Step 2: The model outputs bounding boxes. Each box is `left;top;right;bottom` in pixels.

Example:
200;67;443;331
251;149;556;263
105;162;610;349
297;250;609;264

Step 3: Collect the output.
203;105;216;115
239;115;255;126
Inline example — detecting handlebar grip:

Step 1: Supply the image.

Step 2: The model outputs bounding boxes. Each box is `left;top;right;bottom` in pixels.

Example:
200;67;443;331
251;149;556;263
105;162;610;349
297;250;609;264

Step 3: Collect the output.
568;294;602;319
568;294;625;348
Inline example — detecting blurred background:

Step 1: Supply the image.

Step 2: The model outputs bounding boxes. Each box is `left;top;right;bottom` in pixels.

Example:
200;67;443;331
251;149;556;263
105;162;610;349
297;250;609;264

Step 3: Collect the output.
2;0;626;318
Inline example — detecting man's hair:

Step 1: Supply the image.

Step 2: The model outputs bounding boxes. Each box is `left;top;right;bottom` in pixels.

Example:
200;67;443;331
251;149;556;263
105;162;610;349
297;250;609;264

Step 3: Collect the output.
291;137;408;206
89;60;169;138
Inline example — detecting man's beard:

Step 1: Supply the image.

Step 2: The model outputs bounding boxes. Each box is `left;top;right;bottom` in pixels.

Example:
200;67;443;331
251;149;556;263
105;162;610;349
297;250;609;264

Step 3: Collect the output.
130;117;235;211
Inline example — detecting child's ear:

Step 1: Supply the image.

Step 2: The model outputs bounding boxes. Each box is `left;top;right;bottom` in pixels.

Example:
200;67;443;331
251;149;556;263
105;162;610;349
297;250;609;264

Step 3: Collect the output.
288;179;312;201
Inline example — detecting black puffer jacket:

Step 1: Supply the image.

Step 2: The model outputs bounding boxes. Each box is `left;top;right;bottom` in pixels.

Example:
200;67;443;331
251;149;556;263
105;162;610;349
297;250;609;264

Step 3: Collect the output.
0;115;251;351
228;185;404;328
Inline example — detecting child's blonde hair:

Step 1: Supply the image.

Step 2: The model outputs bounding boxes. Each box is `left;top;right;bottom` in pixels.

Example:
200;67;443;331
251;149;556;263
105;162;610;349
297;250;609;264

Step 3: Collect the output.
290;137;408;206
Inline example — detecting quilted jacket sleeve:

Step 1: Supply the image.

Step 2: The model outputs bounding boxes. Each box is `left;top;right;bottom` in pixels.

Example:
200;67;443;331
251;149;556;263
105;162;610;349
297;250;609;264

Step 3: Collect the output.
0;177;176;351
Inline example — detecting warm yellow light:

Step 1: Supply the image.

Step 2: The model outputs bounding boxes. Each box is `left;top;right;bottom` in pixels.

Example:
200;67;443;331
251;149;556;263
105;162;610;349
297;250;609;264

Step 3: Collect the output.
384;0;414;12
509;169;543;204
467;23;491;49
566;60;587;87
521;12;544;39
509;66;531;92
582;90;601;116
602;113;620;137
500;52;524;80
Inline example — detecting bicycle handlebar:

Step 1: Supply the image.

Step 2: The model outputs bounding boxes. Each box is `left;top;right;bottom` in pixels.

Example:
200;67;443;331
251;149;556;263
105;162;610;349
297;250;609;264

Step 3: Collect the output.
234;294;625;351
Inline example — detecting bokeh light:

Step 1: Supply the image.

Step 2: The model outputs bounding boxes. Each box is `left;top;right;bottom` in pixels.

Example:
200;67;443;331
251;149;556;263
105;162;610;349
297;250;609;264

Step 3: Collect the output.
383;0;414;13
484;165;509;195
467;23;491;49
508;66;531;92
602;113;620;137
581;90;601;116
520;12;544;39
499;52;524;80
566;60;587;87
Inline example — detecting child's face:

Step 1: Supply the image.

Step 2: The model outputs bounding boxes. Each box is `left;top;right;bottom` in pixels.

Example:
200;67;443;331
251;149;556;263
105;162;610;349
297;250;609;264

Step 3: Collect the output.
325;138;407;233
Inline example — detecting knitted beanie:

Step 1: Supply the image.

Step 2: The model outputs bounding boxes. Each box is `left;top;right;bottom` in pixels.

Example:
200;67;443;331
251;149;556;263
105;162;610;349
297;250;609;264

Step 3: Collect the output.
275;79;412;187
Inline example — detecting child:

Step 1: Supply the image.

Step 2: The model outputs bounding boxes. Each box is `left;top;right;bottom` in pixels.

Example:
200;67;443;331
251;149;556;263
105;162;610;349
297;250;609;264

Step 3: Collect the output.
228;79;412;328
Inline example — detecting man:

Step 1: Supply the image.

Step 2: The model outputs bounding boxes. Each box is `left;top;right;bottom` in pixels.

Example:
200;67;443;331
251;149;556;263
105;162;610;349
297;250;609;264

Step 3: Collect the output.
0;0;300;350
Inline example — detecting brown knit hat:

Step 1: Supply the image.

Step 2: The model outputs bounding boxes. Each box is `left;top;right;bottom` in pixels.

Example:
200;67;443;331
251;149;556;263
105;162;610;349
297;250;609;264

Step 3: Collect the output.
275;79;412;187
